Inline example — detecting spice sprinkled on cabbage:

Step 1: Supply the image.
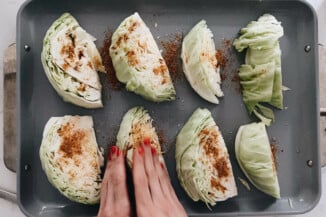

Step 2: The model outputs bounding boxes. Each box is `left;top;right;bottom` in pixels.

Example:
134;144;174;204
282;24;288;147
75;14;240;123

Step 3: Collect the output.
175;108;237;207
41;13;105;108
235;122;280;198
116;106;165;167
181;20;223;104
39;116;104;204
233;14;284;126
110;13;176;102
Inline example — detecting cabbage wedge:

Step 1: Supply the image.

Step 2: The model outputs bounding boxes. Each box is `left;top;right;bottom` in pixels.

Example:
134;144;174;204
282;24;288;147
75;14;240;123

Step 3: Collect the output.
235;122;280;198
39;116;104;204
41;13;105;109
175;108;237;207
181;20;223;104
110;13;176;102
233;14;284;126
116;107;164;167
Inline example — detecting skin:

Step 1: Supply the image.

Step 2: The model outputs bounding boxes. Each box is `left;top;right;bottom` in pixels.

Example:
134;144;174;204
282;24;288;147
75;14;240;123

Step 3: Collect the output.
98;147;131;217
133;143;187;217
98;144;187;217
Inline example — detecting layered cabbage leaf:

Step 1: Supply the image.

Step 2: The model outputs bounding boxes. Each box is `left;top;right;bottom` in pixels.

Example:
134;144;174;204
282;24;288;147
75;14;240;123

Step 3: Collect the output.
235;122;280;198
176;108;237;207
41;13;105;108
181;20;223;104
110;13;176;102
40;116;104;204
116;106;164;167
233;14;284;125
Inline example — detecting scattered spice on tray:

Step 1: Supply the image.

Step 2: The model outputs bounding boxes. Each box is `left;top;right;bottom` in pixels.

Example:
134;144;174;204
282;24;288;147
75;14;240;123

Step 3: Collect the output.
270;143;278;170
161;33;183;82
216;49;228;70
216;38;241;93
100;30;124;91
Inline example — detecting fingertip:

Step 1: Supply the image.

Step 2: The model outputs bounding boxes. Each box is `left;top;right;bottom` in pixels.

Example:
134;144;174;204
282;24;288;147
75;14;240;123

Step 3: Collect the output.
138;145;144;156
160;162;165;170
143;138;151;146
151;146;156;155
116;147;122;157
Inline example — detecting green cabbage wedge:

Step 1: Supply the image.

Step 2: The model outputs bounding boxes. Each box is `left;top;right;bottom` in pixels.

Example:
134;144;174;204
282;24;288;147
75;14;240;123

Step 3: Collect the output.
110;13;176;102
235;122;280;198
39;116;104;204
175;108;237;207
116;107;165;167
41;13;105;109
181;20;223;104
233;14;284;126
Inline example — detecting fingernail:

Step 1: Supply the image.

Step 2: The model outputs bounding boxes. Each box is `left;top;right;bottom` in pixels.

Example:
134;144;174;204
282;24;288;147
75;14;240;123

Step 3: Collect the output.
110;146;117;155
138;146;143;155
160;162;165;169
143;138;150;146
109;152;112;161
151;147;156;155
117;148;121;157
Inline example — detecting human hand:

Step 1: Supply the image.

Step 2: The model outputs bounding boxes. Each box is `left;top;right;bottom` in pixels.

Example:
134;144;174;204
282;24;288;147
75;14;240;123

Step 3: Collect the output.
132;143;187;217
98;146;131;217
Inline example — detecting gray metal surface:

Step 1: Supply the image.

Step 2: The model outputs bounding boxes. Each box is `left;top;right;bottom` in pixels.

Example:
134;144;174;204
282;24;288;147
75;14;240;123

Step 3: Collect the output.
17;0;320;216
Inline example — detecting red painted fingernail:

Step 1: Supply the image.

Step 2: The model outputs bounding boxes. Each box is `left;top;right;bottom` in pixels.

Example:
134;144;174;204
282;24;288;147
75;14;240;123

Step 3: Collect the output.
117;148;121;157
138;146;143;155
151;147;156;155
160;162;165;169
143;138;150;146
110;146;117;155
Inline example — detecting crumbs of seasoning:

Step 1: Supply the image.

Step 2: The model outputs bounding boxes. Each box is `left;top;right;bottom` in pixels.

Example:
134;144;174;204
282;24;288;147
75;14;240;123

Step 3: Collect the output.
100;31;124;90
217;38;241;93
270;144;278;170
154;123;169;153
58;123;84;159
161;33;183;82
215;49;228;70
157;129;165;148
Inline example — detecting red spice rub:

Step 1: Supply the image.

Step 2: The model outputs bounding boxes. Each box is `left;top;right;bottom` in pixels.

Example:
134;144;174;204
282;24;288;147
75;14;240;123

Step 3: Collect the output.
161;33;183;82
100;31;124;90
199;127;230;193
58;123;85;159
215;49;228;70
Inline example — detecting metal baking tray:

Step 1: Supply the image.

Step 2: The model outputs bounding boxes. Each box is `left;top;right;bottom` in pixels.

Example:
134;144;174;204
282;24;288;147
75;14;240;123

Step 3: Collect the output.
17;0;320;216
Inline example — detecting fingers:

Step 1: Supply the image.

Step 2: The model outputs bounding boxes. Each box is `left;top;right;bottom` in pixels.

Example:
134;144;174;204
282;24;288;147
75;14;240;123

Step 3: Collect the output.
99;148;115;212
132;145;152;206
143;142;164;202
98;146;130;216
111;148;130;209
153;151;181;204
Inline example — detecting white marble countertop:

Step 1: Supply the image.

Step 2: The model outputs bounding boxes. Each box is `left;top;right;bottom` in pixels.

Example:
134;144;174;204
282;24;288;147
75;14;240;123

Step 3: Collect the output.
0;0;325;216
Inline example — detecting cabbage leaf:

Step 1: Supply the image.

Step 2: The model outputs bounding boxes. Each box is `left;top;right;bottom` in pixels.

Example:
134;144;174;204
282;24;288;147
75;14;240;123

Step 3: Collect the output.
41;13;105;108
233;14;284;125
235;122;280;198
181;20;223;104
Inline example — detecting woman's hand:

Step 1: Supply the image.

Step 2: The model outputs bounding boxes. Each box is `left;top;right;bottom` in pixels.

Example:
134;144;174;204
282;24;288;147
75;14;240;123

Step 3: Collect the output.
132;143;187;217
98;146;131;217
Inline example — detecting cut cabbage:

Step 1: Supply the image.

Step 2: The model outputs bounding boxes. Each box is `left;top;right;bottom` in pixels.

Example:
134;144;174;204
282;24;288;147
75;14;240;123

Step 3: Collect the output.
175;108;237;207
41;13;105;109
39;116;104;204
233;14;284;126
235;122;280;198
233;14;283;52
110;13;176;102
181;20;223;104
116;106;164;167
